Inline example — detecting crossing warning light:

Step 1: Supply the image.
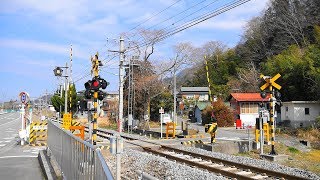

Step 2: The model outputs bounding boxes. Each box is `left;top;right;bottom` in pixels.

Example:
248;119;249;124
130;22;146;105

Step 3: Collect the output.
83;77;109;99
91;78;100;90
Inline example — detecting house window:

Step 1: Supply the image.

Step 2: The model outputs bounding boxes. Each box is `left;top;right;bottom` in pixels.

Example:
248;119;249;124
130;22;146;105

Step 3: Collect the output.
240;103;258;114
305;108;310;115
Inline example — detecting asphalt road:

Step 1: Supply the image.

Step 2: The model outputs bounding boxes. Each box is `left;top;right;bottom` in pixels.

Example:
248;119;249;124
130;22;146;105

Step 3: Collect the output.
0;112;44;180
152;116;255;141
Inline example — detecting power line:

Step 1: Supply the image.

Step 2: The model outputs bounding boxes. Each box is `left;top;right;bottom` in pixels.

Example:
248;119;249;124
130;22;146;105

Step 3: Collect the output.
128;0;183;33
127;0;252;54
131;0;214;45
142;0;209;33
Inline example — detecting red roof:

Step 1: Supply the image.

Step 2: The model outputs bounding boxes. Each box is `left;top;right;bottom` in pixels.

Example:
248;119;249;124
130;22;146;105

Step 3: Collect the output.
230;93;270;102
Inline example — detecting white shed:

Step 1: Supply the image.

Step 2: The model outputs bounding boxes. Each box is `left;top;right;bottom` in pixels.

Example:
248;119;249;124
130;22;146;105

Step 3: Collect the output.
281;101;320;128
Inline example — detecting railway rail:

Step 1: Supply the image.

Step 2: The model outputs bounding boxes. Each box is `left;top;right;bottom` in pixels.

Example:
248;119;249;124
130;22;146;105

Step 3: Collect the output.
50;119;307;180
94;127;307;180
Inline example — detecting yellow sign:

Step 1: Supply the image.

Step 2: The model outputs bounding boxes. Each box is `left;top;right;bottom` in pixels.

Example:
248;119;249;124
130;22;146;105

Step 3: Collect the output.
260;73;282;90
63;113;72;129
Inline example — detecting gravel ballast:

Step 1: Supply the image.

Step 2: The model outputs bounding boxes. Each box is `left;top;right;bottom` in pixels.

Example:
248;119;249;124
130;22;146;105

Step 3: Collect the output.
174;146;320;180
99;130;320;180
105;148;227;180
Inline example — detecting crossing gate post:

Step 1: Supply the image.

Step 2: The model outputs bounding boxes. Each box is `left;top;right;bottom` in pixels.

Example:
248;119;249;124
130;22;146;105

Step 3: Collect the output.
205;123;217;143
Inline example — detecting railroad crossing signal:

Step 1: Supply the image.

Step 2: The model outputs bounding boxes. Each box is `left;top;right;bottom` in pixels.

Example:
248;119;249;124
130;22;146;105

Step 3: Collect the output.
260;73;282;90
84;77;109;100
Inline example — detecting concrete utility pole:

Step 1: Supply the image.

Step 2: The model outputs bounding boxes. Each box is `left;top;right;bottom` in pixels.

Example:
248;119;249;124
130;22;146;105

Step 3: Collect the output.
64;62;69;114
59;84;63;118
45;89;48;116
173;63;177;124
118;36;125;133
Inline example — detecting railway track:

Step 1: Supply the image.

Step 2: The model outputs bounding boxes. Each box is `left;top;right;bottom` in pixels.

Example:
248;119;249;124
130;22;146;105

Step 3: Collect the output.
94;128;307;180
50;120;307;180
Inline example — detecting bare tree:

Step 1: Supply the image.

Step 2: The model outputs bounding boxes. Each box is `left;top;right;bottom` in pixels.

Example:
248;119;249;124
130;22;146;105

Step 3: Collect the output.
237;62;260;92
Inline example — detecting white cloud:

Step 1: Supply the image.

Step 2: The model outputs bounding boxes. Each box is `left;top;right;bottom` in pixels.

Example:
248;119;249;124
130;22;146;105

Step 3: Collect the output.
0;38;88;60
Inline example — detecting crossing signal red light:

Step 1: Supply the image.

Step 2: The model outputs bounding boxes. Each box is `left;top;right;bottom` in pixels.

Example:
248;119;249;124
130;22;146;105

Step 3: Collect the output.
98;91;105;101
92;80;100;89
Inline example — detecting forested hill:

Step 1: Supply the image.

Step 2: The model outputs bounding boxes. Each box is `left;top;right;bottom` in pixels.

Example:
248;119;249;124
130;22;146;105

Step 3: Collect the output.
179;0;320;101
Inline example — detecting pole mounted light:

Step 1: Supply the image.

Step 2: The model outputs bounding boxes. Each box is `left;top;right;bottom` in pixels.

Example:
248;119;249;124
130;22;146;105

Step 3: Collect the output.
53;67;63;76
53;64;69;114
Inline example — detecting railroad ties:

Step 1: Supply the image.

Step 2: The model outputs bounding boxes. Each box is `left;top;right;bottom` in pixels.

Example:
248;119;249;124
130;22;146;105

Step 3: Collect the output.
92;128;307;180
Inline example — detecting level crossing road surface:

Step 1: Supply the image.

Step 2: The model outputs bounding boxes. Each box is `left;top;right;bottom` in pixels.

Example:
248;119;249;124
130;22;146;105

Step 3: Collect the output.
170;116;255;141
0;112;44;180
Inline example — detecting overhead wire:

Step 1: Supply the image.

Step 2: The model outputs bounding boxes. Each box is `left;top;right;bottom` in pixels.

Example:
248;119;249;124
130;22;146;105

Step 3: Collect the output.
126;0;252;54
125;0;224;52
143;0;208;32
128;0;183;35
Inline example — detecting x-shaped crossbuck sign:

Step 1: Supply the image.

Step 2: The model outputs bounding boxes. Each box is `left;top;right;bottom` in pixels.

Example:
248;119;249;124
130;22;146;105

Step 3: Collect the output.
260;73;282;90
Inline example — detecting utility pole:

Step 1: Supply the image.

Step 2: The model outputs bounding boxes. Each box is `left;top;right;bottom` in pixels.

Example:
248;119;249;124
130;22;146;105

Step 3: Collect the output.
45;89;48;116
59;84;63;118
173;63;177;124
64;62;69;114
119;37;125;133
127;57;132;133
69;46;73;115
109;36;125;133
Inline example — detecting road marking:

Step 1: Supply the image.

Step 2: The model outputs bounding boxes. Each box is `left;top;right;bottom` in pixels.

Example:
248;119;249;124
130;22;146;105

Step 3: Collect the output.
0;117;20;127
5;131;14;133
0;144;5;147
0;155;38;159
4;140;10;143
23;150;31;153
3;137;14;140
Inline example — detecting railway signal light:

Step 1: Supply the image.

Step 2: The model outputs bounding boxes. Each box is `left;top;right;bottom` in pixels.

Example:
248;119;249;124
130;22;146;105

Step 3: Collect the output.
98;91;105;101
275;91;281;99
100;78;109;89
260;91;267;99
91;78;101;91
84;89;92;99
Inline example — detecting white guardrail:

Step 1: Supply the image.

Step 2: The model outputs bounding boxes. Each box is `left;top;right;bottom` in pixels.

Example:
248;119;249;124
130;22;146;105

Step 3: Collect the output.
47;119;114;180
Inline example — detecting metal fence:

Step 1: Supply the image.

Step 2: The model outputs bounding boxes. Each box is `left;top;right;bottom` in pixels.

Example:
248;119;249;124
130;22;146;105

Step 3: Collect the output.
47;120;114;180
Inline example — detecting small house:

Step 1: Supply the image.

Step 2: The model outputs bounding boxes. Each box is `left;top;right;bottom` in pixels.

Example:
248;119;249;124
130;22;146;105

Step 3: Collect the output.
281;101;320;128
229;93;270;126
177;87;210;122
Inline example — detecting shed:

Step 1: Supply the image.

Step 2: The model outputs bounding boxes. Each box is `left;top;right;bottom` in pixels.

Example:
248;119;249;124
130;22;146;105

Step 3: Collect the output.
281;101;320;128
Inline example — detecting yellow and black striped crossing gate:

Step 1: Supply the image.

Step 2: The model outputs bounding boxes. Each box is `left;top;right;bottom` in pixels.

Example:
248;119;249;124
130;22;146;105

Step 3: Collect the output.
29;121;48;146
205;123;217;143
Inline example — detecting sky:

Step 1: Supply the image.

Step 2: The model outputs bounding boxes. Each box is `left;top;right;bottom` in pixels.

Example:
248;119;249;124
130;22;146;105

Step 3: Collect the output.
0;0;269;102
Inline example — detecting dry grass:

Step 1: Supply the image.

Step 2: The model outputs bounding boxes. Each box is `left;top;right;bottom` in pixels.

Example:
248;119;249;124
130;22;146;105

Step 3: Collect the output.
296;128;320;142
238;140;320;175
149;121;160;128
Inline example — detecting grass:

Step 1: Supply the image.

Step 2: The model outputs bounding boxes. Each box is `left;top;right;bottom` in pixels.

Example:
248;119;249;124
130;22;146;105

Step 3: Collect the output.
287;147;299;153
236;136;320;175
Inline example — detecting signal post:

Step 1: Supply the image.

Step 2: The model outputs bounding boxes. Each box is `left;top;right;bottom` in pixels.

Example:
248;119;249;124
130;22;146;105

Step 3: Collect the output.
84;53;108;145
260;73;281;155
